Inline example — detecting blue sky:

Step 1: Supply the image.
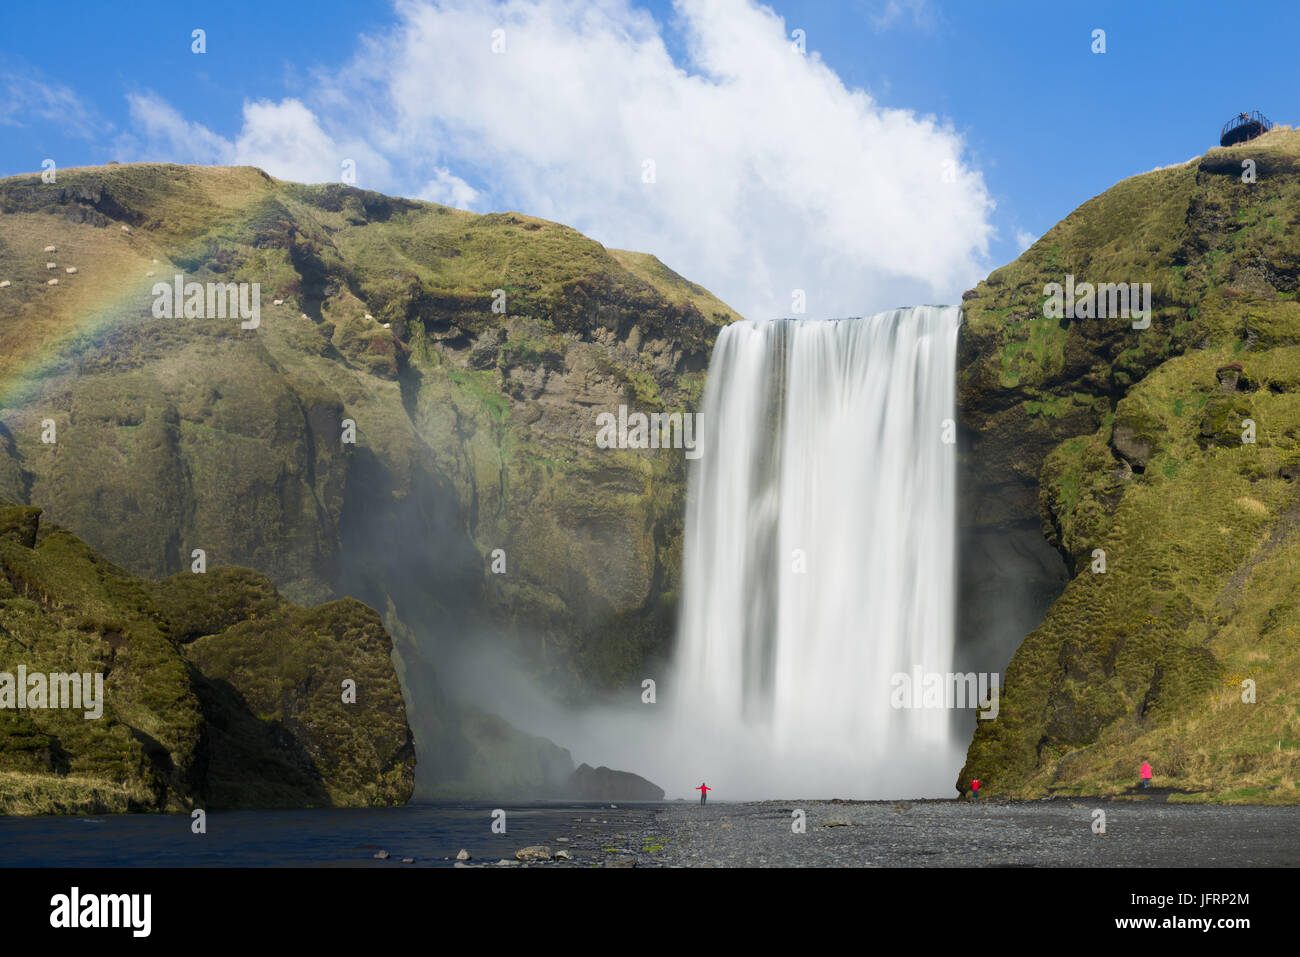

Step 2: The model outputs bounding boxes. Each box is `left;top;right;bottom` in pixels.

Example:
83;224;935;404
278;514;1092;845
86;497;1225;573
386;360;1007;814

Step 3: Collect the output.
2;0;1296;319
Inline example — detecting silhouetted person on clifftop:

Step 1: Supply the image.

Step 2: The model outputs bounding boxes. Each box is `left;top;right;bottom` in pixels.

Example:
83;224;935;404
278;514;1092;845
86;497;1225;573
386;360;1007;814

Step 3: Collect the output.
696;782;711;806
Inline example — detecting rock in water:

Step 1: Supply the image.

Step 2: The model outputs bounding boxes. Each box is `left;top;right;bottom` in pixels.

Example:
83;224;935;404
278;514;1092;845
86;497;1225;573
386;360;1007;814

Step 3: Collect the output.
456;849;471;861
373;850;389;860
567;763;665;802
515;845;552;861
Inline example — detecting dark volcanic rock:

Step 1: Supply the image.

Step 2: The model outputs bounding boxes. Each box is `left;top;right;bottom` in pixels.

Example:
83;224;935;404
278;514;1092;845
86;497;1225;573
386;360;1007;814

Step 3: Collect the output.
567;763;665;801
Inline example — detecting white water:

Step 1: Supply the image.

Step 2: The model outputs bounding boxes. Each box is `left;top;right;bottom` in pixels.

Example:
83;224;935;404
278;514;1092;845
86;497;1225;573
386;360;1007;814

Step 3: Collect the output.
667;306;964;798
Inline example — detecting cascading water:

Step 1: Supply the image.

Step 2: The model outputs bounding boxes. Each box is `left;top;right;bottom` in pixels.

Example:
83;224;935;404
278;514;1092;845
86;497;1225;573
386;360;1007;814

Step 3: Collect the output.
669;305;963;798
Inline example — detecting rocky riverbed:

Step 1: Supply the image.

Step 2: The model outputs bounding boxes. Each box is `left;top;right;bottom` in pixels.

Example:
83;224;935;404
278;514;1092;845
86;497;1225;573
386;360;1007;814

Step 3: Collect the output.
453;798;1300;868
2;799;1295;867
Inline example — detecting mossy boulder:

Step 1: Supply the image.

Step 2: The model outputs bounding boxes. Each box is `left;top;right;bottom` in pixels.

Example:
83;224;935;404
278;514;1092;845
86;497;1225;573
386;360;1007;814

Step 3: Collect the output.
0;503;413;814
1111;405;1162;470
1197;394;1255;449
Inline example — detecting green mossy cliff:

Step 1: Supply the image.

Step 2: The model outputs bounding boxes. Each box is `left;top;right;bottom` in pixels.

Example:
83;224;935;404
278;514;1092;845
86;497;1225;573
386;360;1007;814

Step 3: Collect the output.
0;163;739;796
0;503;414;814
958;128;1300;802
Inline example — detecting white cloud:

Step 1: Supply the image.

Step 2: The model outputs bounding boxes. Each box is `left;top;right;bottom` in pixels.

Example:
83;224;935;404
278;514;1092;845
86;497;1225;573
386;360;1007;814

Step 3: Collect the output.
122;92;234;165
120;0;995;320
0;68;102;138
119;93;393;187
232;99;343;182
1014;229;1037;253
418;167;481;208
860;0;937;32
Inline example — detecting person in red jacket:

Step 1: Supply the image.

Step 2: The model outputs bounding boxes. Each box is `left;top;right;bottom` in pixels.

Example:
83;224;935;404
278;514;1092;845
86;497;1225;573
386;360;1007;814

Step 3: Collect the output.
970;778;980;800
696;782;711;806
1140;761;1152;789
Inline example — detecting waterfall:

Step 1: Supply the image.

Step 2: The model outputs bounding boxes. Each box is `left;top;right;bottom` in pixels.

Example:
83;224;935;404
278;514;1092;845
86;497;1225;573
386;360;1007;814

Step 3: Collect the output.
669;306;963;798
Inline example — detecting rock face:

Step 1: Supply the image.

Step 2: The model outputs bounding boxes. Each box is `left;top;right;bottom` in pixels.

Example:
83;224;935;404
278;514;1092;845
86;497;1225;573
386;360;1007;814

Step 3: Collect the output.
567;762;665;801
958;128;1300;801
0;163;741;798
0;504;414;814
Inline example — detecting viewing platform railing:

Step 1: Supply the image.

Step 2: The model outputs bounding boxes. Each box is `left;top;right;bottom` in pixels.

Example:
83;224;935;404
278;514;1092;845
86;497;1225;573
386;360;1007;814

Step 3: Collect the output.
1220;111;1273;147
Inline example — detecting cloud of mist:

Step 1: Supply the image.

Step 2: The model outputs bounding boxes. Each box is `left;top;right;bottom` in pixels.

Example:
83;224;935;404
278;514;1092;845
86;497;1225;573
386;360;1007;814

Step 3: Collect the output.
441;626;965;801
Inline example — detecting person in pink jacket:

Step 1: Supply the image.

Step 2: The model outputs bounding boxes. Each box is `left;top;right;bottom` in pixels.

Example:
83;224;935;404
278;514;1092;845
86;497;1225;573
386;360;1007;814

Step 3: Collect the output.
1140;761;1152;789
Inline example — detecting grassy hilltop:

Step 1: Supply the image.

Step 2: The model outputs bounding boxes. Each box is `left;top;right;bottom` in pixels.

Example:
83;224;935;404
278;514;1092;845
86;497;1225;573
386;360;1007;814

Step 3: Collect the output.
959;127;1300;803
